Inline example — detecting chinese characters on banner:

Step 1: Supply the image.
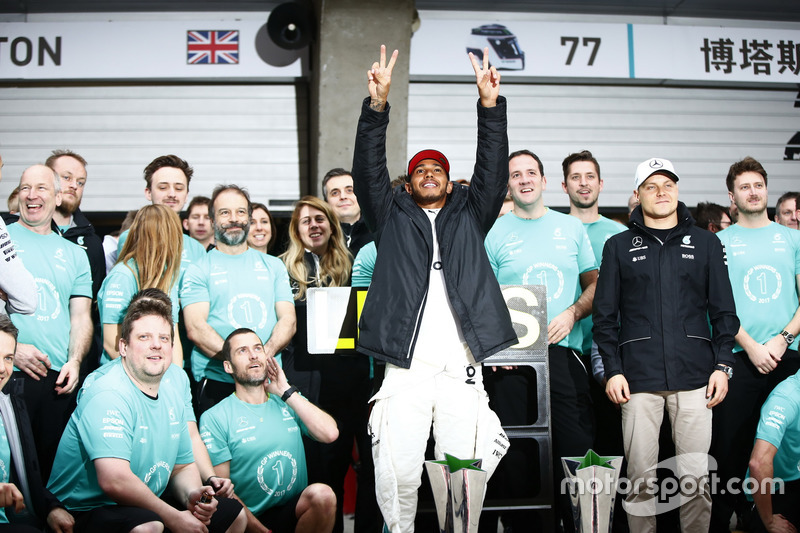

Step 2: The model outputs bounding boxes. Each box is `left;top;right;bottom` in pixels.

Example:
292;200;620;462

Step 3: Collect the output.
701;38;800;76
410;12;800;84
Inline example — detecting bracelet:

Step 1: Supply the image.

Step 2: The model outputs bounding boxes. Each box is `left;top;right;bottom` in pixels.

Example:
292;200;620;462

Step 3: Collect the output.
204;476;218;487
281;385;298;402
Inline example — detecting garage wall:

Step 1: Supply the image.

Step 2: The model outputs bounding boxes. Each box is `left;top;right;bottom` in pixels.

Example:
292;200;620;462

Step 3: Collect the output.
408;82;800;209
0;83;305;214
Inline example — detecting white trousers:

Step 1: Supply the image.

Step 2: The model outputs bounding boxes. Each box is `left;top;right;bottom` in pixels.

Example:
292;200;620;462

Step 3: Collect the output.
369;364;509;533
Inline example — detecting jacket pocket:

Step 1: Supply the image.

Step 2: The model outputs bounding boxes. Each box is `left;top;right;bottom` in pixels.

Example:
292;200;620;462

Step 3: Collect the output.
684;320;711;342
619;324;651;346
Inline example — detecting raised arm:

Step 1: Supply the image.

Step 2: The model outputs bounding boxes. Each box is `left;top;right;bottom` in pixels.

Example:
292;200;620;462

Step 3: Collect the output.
265;357;338;443
464;47;508;230
367;44;398;112
469;47;501;108
353;45;400;234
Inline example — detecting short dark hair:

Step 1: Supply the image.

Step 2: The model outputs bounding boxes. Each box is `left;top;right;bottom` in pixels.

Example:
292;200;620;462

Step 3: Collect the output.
221;328;260;362
0;314;19;344
120;291;174;344
185;195;211;219
130;288;173;308
210;185;252;222
143;155;193;190
775;191;800;211
45;149;88;169
694;202;729;231
562;150;600;182
725;156;767;192
509;149;544;176
321;168;352;200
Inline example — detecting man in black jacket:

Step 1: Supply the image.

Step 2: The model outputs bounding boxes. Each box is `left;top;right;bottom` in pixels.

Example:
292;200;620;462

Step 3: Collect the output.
593;158;739;533
322;167;374;257
46;150;106;377
352;46;516;532
0;314;74;532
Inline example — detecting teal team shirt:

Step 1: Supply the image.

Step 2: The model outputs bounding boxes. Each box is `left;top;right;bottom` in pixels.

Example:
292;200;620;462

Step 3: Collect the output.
0;415;9;523
200;394;309;516
485;209;597;351
80;358;196;424
753;371;800;484
8;225;92;370
97;261;181;365
716;223;800;352
180;249;294;382
351;241;376;287
48;361;193;511
579;215;627;354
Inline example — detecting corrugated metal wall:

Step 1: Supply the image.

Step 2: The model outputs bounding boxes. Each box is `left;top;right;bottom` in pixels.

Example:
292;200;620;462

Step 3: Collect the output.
0;83;305;214
409;83;800;209
1;81;797;214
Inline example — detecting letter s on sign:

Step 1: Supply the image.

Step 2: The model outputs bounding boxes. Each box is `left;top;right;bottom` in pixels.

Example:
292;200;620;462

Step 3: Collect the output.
502;286;540;349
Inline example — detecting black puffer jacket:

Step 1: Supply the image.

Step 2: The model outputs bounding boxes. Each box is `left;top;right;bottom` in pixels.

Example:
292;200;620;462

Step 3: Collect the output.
593;202;739;393
352;96;517;368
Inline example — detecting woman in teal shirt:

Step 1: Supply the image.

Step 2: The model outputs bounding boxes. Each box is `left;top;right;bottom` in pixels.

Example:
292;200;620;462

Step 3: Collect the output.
98;205;184;365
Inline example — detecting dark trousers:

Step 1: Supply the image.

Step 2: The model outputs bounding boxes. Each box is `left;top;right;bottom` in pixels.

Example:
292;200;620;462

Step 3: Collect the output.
710;349;800;532
15;369;76;483
481;345;594;532
194;377;235;419
316;356;381;533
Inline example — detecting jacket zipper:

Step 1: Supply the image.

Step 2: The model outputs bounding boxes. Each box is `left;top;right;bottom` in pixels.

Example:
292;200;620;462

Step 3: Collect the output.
407;288;428;360
619;336;651;346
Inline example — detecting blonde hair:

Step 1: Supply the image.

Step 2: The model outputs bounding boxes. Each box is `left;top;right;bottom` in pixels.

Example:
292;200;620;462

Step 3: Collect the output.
118;204;183;295
281;196;352;300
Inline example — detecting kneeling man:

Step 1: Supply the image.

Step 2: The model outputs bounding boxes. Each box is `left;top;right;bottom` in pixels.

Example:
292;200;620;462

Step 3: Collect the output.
48;295;246;533
200;328;338;533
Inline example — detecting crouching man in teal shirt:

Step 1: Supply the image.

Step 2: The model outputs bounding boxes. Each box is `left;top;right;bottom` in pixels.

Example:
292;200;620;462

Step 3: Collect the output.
48;294;246;533
200;328;338;533
748;370;800;533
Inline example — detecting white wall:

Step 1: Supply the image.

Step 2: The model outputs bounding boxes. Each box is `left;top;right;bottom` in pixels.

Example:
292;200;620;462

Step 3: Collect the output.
408;82;800;209
0;84;304;213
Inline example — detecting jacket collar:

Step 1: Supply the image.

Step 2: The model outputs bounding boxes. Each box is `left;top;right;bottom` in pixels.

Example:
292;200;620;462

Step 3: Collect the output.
629;201;695;240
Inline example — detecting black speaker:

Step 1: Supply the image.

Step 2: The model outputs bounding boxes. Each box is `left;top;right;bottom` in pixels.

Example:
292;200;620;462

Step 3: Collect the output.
267;2;314;50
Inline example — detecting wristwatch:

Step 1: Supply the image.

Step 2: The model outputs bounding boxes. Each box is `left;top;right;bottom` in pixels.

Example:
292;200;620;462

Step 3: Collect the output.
781;330;795;345
714;364;733;380
281;385;298;402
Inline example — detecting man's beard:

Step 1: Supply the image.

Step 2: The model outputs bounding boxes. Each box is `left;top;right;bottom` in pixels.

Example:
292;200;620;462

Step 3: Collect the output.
215;221;250;246
232;366;267;387
571;197;598;209
56;197;78;217
736;197;766;216
409;184;447;206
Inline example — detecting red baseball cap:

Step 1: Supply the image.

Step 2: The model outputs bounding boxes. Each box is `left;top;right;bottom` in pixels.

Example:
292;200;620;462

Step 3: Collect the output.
407;149;450;177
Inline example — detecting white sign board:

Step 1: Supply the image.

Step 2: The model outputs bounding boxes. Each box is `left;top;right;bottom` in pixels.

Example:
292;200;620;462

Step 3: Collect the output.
411;12;800;84
0;18;303;80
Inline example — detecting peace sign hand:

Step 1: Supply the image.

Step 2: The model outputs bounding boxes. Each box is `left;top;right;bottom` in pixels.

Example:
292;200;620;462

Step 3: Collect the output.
469;47;500;108
367;44;399;112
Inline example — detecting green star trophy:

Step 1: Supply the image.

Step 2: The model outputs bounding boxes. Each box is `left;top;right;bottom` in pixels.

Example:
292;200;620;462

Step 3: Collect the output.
424;453;487;533
561;449;624;533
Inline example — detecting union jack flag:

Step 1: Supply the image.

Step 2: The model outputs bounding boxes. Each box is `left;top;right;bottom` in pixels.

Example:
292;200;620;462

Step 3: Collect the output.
187;30;239;64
